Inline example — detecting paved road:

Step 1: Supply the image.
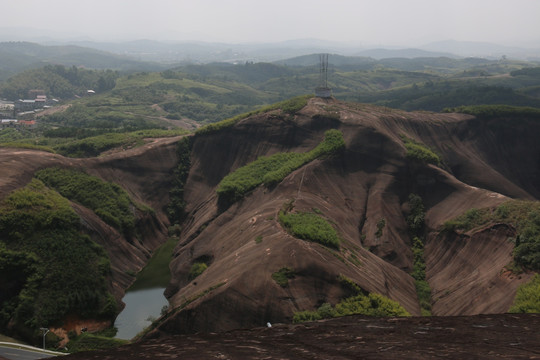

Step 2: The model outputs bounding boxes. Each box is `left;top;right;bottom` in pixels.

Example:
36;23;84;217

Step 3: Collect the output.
0;345;56;360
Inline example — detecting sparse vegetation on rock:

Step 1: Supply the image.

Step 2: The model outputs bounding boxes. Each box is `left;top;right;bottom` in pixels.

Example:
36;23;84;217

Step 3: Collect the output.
509;274;540;313
279;211;341;249
271;267;295;287
167;136;192;223
402;136;441;166
188;262;208;280
217;129;344;203
407;194;432;315
293;292;410;323
443;200;540;271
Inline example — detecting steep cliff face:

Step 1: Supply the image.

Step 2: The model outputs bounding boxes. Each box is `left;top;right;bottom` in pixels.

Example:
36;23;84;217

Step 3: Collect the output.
1;98;538;338
155;98;538;335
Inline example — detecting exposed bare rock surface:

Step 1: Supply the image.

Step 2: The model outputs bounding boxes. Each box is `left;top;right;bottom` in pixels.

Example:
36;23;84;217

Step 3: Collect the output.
155;98;539;335
2;98;539;345
59;314;540;360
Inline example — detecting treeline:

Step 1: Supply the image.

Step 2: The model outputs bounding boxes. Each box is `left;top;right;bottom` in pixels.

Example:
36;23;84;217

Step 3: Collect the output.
356;82;540;112
0;64;118;100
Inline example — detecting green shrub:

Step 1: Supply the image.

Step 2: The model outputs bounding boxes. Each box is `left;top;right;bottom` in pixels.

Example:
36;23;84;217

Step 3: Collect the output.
509;274;540;313
66;332;128;353
188;262;208;280
293;292;410;323
53;129;189;158
167;136;192;223
334;293;411;317
35;167;136;238
406;194;432;315
375;218;386;238
442;200;540;271
195;95;313;136
0;179;115;331
279;211;340;249
402;136;441;166
272;267;295;287
218;153;303;202
217;129;344;202
445;105;540;120
0;142;56;153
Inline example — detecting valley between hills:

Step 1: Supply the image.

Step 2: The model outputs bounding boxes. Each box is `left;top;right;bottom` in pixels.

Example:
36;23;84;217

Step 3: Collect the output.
1;97;540;358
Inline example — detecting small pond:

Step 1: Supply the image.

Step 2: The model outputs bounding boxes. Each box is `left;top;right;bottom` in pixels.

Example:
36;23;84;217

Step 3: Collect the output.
114;287;168;340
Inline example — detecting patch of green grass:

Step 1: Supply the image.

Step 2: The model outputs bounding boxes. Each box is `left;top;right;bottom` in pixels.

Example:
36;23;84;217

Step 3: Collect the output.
279;211;340;249
271;267;295;287
255;235;263;244
128;236;178;291
66;332;128;353
509;274;540;313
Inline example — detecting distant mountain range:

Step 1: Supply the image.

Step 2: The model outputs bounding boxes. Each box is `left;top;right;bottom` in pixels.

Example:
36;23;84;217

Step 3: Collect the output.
0;41;166;80
0;37;538;81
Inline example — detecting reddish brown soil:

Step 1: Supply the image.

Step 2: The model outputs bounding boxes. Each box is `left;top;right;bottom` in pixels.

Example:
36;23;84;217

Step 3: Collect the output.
58;314;540;359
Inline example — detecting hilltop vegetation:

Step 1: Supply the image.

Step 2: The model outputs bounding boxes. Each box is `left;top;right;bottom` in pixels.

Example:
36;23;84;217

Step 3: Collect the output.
0;179;116;336
216;128;344;203
1;64;118;100
35;167;143;238
443;200;540;271
1;56;539;137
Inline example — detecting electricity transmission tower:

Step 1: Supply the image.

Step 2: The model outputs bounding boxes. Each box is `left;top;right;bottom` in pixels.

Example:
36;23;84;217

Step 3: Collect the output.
315;53;332;98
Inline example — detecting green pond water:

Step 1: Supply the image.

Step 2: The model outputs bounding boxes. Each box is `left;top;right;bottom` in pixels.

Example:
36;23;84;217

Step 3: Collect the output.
114;237;177;340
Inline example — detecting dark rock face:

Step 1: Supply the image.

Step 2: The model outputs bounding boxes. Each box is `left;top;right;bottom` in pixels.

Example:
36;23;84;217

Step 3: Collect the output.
157;99;538;335
60;314;540;360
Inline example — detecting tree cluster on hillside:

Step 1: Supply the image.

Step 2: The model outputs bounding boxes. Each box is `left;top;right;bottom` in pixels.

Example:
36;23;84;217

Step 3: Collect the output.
0;64;118;100
0;179;116;340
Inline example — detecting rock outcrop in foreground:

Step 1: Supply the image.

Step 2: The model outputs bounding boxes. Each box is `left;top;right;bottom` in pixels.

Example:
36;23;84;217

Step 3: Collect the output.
60;313;540;359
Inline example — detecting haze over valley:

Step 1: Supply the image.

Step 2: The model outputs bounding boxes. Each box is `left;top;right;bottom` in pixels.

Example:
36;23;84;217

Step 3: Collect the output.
0;1;539;359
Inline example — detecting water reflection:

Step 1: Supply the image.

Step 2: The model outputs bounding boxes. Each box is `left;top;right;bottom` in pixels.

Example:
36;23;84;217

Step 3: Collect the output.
114;288;168;340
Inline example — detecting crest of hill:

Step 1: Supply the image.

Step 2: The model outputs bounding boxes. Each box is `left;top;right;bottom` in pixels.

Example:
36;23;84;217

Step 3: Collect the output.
149;97;539;336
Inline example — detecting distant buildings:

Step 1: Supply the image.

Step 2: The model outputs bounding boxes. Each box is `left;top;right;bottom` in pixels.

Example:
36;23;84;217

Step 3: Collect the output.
0;118;37;129
0;90;57;128
0;100;15;119
15;96;56;112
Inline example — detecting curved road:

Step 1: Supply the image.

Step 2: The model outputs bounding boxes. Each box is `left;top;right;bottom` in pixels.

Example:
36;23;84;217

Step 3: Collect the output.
0;343;60;360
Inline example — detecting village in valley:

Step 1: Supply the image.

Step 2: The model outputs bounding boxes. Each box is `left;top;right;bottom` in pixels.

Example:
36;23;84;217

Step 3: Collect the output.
0;90;61;129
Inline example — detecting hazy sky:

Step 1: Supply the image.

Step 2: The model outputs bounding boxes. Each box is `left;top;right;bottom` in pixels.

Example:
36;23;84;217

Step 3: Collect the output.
3;0;540;46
